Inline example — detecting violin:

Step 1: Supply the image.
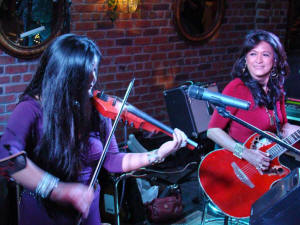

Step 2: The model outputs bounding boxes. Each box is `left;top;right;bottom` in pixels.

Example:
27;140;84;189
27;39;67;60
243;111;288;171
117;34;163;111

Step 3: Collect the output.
92;90;198;150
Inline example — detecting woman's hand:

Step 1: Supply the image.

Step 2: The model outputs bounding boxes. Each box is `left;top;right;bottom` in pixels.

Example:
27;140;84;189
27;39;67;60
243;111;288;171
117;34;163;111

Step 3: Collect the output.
242;148;270;174
10;158;93;218
50;182;94;218
122;128;188;171
156;128;188;160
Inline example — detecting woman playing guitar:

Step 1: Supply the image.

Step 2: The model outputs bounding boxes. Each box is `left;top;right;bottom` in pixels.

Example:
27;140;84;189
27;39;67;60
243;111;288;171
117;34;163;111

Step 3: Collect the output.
200;30;300;218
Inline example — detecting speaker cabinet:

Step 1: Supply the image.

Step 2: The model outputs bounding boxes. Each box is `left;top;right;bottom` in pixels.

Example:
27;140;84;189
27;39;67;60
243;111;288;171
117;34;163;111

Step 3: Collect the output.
285;52;300;99
163;84;218;138
250;168;300;225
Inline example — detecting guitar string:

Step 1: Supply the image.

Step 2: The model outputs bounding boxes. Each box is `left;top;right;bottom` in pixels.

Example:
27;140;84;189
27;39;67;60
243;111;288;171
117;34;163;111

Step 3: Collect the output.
242;144;283;176
239;129;300;177
244;130;300;176
241;143;280;176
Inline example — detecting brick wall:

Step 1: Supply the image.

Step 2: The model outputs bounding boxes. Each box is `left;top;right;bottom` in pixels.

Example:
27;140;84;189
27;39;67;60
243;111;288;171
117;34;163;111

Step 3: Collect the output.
0;0;289;136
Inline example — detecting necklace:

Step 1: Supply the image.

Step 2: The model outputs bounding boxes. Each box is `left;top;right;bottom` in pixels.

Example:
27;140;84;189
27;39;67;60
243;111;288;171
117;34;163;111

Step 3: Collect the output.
265;107;275;126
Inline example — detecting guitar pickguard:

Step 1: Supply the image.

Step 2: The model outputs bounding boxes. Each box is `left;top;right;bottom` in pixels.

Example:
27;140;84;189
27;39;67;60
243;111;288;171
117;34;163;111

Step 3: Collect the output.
249;135;272;150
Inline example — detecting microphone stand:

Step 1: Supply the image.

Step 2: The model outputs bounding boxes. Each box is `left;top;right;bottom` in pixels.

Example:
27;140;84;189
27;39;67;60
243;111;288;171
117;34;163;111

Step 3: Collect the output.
215;105;300;155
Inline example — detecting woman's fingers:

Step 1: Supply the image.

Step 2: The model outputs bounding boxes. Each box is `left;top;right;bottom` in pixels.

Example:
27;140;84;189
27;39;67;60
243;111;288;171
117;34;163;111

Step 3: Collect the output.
254;150;270;171
244;148;271;172
50;182;94;218
157;128;189;160
173;128;188;148
72;186;94;218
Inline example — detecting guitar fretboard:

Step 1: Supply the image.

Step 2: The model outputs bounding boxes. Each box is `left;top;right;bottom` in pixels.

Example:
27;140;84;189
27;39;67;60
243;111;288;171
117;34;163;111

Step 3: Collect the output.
268;129;300;159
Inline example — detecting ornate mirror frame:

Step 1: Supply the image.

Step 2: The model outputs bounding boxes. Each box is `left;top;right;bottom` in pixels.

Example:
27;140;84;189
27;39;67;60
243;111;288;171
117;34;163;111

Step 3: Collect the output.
0;0;70;59
174;0;224;42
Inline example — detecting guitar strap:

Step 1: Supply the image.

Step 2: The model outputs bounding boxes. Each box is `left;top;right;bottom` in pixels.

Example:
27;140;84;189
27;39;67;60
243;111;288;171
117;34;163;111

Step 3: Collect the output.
273;102;283;139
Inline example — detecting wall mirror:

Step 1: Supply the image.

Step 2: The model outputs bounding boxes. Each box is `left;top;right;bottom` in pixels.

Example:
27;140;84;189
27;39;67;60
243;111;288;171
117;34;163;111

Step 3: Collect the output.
174;0;224;42
0;0;70;59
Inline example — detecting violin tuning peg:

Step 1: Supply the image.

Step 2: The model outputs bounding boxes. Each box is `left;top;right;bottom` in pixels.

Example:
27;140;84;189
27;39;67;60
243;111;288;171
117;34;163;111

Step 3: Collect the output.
112;98;117;106
97;91;107;101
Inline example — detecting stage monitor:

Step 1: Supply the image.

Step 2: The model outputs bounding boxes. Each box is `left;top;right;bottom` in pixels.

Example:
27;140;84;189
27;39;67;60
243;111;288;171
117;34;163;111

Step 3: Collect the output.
163;83;218;138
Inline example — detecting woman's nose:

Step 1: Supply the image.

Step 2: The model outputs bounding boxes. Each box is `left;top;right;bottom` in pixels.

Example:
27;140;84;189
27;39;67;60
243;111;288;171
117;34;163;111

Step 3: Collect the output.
256;54;263;63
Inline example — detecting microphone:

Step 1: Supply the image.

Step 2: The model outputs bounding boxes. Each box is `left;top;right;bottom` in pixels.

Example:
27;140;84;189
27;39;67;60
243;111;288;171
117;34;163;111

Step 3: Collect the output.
187;85;250;110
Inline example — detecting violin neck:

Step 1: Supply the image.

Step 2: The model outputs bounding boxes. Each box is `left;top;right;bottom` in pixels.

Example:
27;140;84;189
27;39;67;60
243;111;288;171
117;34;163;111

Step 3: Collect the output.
127;105;173;134
127;105;198;149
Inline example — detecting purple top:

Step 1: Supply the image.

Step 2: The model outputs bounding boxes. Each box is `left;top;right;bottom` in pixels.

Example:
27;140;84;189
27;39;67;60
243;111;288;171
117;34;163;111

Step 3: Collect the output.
0;95;126;225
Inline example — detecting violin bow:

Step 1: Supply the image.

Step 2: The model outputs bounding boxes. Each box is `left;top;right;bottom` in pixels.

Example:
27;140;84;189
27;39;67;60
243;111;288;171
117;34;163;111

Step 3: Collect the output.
77;78;135;225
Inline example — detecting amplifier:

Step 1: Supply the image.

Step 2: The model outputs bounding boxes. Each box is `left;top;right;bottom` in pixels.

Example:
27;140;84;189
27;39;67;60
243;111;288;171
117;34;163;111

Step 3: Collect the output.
163;84;218;138
250;168;300;225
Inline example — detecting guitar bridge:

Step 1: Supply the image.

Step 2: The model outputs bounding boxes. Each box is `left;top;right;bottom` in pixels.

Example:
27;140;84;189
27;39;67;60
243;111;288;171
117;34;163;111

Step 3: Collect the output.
231;162;255;188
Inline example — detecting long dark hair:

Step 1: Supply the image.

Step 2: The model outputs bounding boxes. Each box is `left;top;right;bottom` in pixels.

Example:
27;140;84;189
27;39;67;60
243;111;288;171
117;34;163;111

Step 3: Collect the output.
231;30;289;109
22;34;102;181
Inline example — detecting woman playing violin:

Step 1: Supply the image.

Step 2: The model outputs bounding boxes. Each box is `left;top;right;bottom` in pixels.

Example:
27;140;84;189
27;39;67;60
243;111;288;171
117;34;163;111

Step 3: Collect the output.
0;34;187;225
207;30;300;173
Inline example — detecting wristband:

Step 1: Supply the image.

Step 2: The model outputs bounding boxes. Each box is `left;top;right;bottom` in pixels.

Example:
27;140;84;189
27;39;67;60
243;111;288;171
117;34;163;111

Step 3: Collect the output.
233;143;244;159
35;172;60;198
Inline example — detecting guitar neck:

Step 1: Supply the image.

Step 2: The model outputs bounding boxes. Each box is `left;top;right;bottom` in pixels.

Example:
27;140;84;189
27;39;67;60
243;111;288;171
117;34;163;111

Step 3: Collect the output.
268;129;300;159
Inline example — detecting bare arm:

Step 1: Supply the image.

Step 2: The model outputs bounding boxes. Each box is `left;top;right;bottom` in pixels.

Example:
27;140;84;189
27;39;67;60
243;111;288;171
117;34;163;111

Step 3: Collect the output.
207;127;237;152
121;128;187;172
11;158;93;218
207;127;270;173
11;158;44;190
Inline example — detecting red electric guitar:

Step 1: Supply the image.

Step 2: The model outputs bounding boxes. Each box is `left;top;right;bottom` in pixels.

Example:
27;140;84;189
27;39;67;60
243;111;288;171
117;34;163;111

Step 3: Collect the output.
198;129;300;218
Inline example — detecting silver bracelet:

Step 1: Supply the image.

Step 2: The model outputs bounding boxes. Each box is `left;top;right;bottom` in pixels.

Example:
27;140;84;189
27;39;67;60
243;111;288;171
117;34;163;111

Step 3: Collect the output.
147;149;164;165
35;172;60;198
233;143;244;159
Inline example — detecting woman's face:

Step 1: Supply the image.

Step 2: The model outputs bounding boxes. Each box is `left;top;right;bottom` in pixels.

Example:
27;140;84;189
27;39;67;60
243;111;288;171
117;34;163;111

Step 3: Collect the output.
88;58;98;96
246;41;274;85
